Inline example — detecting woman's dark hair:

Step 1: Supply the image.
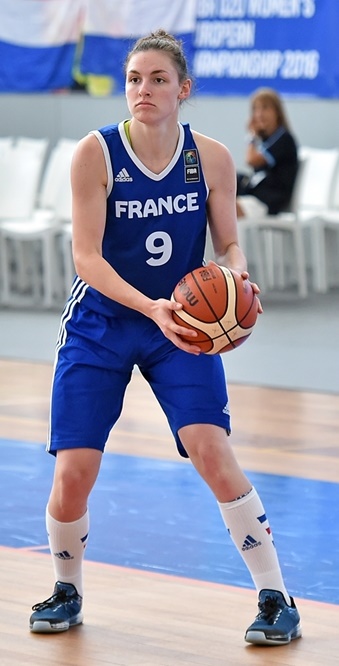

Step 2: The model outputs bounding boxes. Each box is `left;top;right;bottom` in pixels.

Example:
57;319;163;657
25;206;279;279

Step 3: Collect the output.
124;28;190;83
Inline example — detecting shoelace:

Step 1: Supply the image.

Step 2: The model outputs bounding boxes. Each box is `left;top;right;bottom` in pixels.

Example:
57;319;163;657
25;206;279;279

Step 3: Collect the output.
32;589;69;612
257;596;281;621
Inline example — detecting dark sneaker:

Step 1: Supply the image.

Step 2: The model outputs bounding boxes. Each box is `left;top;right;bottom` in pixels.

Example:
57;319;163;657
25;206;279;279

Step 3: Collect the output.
29;581;83;633
245;589;302;646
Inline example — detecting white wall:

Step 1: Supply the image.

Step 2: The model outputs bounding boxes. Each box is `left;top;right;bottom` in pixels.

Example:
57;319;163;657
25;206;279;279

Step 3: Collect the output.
1;93;339;170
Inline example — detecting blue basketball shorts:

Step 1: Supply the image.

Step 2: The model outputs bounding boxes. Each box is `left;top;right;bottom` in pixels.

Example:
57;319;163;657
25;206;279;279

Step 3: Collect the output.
48;300;231;458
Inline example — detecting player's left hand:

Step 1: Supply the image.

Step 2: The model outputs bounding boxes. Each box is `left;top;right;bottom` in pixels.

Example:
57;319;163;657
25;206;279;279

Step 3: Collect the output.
240;271;263;314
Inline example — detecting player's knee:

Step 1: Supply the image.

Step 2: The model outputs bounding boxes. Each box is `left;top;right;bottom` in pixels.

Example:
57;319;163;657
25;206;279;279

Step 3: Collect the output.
197;446;223;478
185;438;220;474
53;467;90;510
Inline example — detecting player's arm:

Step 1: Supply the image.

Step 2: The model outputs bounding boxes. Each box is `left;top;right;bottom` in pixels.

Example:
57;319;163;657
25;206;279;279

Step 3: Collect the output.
193;132;246;272
194;132;262;311
71;135;201;353
71;134;155;312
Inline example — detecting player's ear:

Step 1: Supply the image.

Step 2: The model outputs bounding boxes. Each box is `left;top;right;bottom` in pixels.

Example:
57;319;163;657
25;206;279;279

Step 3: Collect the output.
178;79;191;101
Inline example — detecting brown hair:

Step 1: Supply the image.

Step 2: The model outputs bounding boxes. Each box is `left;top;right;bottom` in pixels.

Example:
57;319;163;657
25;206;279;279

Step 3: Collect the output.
124;28;190;84
250;87;291;131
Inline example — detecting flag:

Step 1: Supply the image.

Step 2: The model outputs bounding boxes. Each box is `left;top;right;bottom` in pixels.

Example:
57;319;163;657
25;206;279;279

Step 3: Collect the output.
80;0;197;93
0;0;85;92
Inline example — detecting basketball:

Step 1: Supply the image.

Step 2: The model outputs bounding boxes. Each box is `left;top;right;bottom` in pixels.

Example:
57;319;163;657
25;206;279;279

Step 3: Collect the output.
171;264;258;354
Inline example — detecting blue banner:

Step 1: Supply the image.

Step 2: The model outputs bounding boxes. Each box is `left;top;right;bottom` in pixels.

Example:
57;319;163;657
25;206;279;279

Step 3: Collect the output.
193;0;339;97
0;1;338;98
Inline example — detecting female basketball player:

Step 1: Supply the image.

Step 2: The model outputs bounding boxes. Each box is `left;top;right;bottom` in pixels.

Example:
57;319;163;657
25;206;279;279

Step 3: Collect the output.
29;29;301;646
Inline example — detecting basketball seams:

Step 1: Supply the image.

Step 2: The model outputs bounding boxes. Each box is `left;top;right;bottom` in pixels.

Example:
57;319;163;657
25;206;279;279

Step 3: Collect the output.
191;268;227;322
213;270;238;348
171;309;214;352
171;265;257;354
223;266;257;330
172;297;225;340
238;292;257;329
171;293;225;329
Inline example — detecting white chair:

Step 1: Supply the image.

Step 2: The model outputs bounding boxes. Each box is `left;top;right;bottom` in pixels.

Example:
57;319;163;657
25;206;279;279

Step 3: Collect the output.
53;164;75;300
36;139;77;215
59;223;74;300
238;147;339;297
0;145;45;220
15;136;48;161
0;139;77;308
0;137;14;155
308;160;339;292
0;143;47;304
237;156;308;295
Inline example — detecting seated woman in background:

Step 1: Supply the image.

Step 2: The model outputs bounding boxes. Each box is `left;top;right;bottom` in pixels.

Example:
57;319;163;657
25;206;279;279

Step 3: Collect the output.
236;87;298;218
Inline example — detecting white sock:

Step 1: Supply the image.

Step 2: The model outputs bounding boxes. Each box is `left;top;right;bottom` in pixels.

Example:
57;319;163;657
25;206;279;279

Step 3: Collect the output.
218;487;290;604
46;507;89;597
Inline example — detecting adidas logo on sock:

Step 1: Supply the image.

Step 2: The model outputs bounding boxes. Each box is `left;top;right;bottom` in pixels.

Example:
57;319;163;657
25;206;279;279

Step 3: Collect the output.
54;550;74;560
115;168;133;182
242;535;262;551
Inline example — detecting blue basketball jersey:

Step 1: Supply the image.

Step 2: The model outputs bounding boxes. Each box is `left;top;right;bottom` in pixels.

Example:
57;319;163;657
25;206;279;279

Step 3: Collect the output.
50;122;232;458
70;121;208;317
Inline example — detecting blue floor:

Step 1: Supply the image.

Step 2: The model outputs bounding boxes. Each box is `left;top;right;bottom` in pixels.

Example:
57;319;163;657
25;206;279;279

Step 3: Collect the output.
1;438;338;605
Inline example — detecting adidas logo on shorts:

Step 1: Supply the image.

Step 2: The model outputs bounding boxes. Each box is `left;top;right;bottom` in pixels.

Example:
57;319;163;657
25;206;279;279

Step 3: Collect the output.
115;168;133;182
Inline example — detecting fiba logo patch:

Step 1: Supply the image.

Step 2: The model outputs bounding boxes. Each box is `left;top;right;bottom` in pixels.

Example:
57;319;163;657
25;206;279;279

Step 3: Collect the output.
183;149;200;183
184;150;198;165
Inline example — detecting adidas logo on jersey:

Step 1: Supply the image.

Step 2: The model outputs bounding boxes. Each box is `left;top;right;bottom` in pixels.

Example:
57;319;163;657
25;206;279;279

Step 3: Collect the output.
115;168;133;182
242;535;262;551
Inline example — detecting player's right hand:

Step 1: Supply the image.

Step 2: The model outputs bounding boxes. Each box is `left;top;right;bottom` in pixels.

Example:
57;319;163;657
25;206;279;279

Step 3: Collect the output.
149;298;202;355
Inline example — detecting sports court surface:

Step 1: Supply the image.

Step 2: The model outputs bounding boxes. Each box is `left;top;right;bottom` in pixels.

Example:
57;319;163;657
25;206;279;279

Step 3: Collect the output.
1;439;338;606
0;292;338;665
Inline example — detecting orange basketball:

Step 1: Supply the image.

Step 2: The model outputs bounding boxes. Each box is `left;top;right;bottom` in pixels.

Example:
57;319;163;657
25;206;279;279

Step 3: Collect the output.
171;264;258;354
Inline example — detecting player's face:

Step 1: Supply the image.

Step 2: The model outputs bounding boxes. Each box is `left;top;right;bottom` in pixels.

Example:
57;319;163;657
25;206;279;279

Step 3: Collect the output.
125;50;191;124
252;100;279;137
